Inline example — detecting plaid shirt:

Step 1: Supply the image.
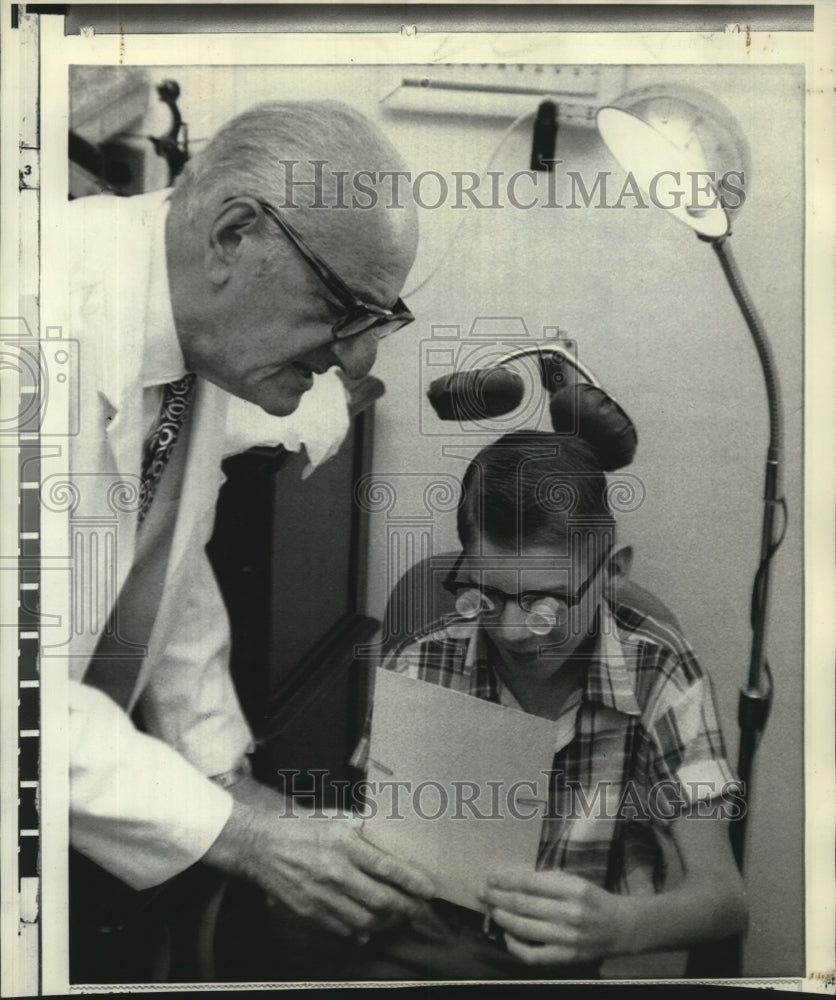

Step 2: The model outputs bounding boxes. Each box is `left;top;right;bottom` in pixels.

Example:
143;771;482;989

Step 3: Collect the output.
355;600;739;895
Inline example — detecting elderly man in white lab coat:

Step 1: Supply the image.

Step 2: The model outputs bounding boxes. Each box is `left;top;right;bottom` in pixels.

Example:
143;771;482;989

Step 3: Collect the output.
67;100;433;957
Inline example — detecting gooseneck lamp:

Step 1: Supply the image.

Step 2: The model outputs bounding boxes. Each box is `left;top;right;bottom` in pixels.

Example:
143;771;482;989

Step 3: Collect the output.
596;85;786;876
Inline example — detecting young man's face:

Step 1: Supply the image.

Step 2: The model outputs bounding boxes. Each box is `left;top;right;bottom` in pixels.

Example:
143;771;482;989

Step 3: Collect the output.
458;536;608;682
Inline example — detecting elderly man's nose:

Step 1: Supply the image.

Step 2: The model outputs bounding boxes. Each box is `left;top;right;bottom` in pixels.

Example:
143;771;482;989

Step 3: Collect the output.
331;331;379;380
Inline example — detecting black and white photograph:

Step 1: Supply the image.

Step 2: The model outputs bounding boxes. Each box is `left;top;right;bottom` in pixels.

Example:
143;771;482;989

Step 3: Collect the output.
0;4;833;995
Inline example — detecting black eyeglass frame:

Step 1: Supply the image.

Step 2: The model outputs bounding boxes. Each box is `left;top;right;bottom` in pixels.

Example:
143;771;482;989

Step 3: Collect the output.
442;547;611;620
253;199;414;341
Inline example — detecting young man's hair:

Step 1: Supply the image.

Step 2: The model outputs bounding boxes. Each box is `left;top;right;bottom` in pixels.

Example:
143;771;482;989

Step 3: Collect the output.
456;430;615;552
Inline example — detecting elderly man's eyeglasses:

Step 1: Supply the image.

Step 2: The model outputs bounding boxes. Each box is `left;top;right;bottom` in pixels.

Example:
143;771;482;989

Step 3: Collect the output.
442;549;610;636
256;200;414;341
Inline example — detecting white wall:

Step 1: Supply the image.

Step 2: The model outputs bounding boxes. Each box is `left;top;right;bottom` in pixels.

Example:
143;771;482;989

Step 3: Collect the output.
128;62;804;977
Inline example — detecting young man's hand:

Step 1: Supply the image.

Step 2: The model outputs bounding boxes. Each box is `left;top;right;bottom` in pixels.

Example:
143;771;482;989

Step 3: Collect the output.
482;817;747;963
482;869;632;964
204;777;436;939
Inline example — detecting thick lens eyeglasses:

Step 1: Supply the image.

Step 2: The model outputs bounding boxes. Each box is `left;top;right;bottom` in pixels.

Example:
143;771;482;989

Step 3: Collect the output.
442;550;609;636
255;199;414;341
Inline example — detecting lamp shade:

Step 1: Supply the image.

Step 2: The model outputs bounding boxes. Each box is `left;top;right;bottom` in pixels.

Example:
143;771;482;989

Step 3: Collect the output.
596;84;751;239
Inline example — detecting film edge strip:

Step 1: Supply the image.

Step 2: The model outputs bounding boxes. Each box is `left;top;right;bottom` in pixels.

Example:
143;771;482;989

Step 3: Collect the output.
1;8;43;998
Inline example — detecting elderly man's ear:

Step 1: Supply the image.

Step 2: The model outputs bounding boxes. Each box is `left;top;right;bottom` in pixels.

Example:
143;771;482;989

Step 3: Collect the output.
608;544;634;581
205;198;265;286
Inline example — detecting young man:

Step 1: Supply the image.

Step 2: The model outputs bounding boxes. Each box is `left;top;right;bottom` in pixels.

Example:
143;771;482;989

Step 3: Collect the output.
349;430;747;980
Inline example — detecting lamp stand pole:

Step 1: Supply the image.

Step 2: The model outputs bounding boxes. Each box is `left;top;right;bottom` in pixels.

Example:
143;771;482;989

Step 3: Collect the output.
706;232;783;868
685;234;784;979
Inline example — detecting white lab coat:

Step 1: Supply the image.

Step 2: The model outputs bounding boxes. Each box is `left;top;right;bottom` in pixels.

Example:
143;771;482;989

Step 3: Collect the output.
66;189;349;888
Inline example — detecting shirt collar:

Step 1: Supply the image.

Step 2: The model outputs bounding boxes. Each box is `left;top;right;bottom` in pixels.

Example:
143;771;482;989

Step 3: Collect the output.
460;600;641;719
140;190;188;388
582;601;642;717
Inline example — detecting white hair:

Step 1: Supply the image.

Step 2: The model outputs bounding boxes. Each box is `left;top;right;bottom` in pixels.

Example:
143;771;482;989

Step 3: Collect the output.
173;99;410;225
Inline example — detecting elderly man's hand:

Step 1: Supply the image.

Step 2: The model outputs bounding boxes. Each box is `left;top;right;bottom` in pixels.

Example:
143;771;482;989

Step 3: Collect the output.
204;776;435;938
481;869;632;965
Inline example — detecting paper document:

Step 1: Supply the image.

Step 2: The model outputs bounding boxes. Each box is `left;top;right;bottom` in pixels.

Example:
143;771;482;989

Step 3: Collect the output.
361;669;556;911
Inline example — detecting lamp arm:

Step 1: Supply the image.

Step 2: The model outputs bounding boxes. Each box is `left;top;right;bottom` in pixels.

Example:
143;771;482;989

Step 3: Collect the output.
707;234;786;869
709;237;783;459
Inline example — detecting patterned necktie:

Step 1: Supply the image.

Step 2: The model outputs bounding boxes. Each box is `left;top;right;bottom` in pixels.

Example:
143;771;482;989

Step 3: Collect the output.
138;373;196;525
